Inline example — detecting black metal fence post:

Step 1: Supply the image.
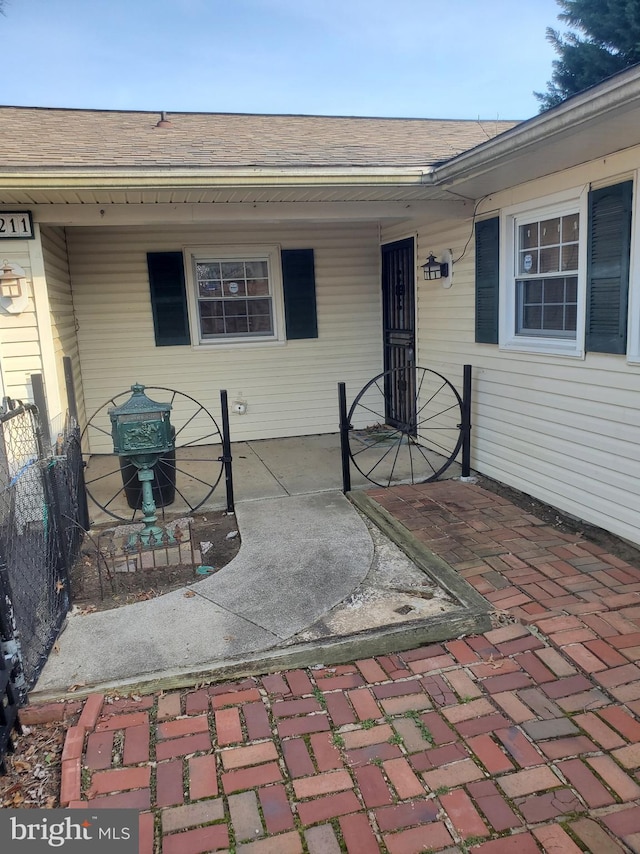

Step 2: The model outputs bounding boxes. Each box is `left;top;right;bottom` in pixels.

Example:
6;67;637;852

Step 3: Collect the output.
62;357;78;423
338;382;351;493
33;409;72;611
30;374;51;449
220;390;235;514
62;356;90;531
461;364;472;479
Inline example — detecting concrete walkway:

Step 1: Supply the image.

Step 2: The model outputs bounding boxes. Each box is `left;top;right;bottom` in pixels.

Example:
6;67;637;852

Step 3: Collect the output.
35;492;373;695
22;479;640;853
40;433;464;697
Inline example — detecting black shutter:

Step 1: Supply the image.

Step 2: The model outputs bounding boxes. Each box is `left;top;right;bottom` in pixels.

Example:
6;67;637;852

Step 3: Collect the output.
146;252;191;346
475;217;500;344
586;180;633;354
281;249;318;340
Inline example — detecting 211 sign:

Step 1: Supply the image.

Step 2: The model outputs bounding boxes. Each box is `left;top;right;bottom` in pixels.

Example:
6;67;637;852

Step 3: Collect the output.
0;212;34;239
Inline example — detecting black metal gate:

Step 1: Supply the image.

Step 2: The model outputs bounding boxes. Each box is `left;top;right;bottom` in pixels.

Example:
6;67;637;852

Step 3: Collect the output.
338;365;472;492
381;237;416;431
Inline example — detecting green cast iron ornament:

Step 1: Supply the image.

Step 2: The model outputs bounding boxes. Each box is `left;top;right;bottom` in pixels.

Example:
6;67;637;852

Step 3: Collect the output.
109;383;174;549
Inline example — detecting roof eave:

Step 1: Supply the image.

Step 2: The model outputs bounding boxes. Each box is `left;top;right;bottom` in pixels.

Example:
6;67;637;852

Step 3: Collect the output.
432;65;640;194
0;165;438;190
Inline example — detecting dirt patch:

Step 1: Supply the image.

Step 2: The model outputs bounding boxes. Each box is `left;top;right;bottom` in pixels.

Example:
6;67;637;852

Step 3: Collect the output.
476;474;640;566
0;719;69;808
70;510;241;612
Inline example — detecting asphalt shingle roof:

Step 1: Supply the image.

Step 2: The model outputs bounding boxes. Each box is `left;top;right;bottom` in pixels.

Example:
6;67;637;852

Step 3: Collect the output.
0;107;518;171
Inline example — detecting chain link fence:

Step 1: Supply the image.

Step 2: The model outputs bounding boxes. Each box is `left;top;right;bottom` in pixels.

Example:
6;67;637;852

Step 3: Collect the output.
0;400;86;705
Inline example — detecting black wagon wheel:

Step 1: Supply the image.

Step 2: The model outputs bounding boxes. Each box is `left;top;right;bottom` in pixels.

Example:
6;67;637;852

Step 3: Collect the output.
81;387;224;522
347;366;464;488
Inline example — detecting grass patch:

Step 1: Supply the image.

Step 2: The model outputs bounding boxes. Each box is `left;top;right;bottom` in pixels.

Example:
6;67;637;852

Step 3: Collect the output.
404;709;434;745
312;686;327;709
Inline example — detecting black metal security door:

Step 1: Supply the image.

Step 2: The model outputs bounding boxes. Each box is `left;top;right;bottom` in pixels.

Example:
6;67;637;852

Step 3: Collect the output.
381;238;416;430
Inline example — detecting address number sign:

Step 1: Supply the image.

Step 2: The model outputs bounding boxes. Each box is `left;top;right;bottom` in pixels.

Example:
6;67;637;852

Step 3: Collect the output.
0;212;34;239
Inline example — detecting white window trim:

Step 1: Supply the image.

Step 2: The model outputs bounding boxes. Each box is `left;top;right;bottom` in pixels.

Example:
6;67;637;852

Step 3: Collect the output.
626;170;640;363
499;186;588;359
183;244;286;348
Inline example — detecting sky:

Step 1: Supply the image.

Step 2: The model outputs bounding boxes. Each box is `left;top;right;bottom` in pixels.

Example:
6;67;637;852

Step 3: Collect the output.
1;0;564;121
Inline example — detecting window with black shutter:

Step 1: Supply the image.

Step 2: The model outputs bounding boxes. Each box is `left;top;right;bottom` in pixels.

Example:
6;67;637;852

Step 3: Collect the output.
164;245;318;345
496;180;633;357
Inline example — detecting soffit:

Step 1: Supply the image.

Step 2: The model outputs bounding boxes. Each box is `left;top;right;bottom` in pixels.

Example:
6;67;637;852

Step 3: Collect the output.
0;183;459;207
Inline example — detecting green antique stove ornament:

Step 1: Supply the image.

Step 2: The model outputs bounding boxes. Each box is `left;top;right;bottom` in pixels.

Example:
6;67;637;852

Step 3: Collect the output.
109;383;175;550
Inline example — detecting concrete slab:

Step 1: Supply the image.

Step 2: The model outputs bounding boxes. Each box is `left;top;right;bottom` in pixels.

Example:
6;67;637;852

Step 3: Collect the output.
245;434;346;494
243;433;462;495
34;589;280;692
194;492;373;638
35;491;373;694
292;515;460;641
229;442;288;502
83;433;462;526
37;436;472;699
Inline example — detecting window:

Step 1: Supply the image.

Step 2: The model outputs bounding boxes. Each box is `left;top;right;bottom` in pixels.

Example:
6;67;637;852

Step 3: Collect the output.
516;213;579;337
500;188;588;357
185;246;284;345
196;258;273;338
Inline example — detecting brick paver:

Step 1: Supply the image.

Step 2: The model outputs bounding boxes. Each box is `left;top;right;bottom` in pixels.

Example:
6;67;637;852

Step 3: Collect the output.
42;481;640;851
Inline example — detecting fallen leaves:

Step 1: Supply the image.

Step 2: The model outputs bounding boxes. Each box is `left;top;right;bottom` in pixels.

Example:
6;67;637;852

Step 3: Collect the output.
78;604;97;616
0;722;66;809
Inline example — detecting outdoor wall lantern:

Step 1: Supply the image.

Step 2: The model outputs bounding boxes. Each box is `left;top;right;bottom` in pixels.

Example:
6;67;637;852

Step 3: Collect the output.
0;260;29;314
421;250;453;286
109;383;174;550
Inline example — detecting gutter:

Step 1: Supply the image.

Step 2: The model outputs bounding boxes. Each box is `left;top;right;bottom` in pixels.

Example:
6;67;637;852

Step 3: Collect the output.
0;165;437;190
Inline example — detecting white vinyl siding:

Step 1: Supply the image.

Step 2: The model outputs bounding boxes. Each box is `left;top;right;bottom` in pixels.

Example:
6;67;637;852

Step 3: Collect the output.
40;225;86;430
0;241;41;403
67;222;382;453
383;144;640;547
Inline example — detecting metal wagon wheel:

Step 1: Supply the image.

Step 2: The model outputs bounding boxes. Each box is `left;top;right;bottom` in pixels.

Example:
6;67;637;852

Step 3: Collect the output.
81;387;224;522
347;366;464;488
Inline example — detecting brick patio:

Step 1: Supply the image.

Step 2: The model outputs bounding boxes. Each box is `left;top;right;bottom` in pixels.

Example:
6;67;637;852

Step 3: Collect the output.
26;480;640;852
